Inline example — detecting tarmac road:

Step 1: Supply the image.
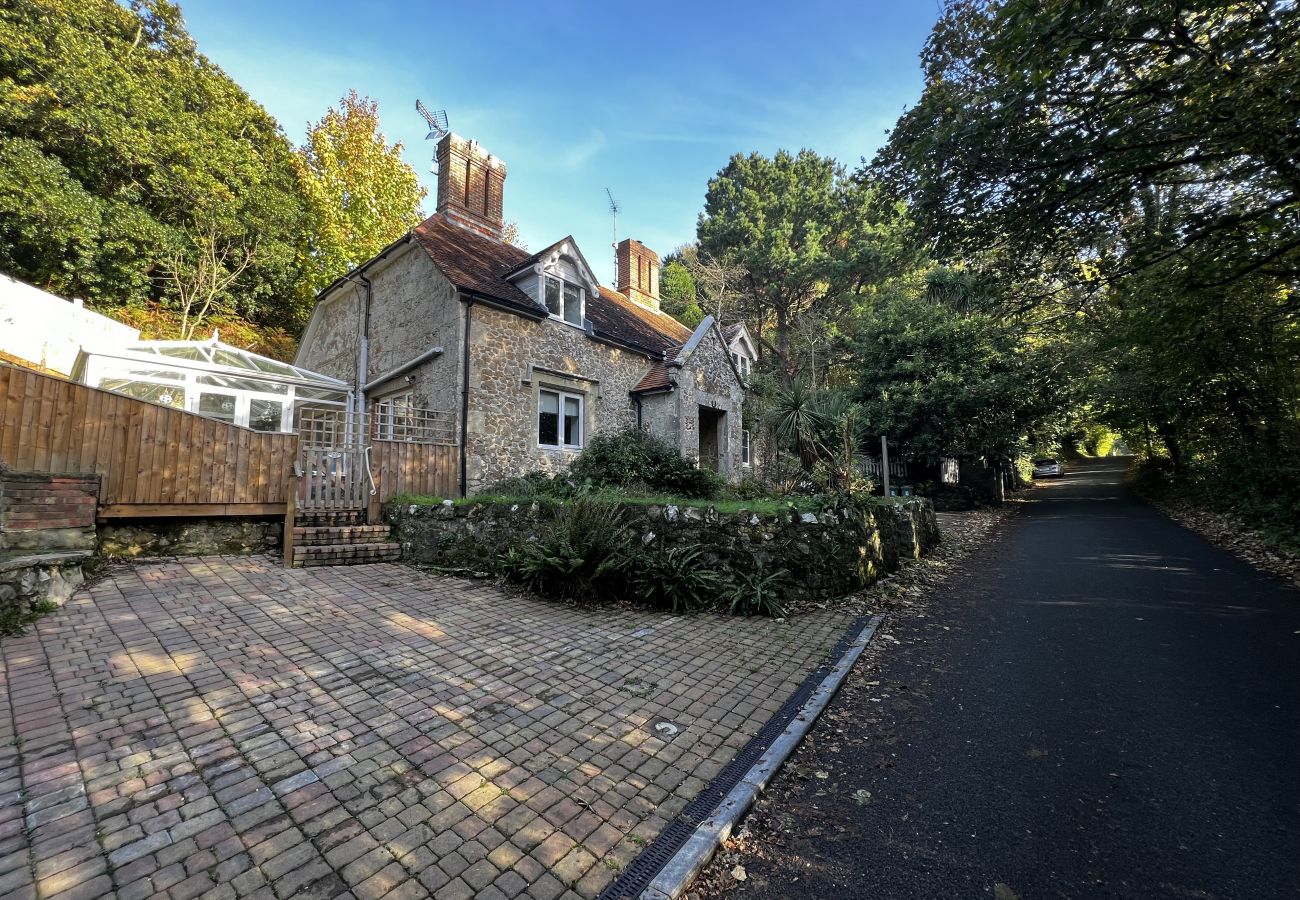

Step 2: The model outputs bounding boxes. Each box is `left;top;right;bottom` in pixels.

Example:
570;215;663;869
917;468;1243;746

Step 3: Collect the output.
727;458;1300;899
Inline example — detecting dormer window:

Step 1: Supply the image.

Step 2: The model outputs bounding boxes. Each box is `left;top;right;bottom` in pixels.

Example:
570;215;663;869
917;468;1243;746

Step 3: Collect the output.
544;275;584;326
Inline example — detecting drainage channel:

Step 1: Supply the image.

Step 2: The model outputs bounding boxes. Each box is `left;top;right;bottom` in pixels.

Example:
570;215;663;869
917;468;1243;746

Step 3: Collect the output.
598;612;883;900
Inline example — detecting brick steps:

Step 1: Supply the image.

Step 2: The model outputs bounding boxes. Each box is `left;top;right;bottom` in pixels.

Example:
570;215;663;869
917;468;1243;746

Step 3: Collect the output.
292;524;391;547
292;542;402;566
288;518;401;567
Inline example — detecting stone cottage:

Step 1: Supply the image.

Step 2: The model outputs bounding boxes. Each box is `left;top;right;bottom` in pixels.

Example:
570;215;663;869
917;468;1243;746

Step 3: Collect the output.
295;133;747;495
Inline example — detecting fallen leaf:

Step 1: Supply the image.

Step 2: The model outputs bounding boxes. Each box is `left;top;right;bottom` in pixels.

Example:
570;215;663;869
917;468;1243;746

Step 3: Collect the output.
732;865;747;881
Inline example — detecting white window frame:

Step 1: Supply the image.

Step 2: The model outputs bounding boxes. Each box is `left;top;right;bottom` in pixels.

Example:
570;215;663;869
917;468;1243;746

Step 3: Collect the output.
374;390;414;441
542;275;585;328
742;428;752;466
538;388;584;450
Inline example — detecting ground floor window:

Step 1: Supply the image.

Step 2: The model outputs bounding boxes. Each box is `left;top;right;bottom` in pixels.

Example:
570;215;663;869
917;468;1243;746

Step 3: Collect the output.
742;428;752;466
374;391;414;440
538;388;583;449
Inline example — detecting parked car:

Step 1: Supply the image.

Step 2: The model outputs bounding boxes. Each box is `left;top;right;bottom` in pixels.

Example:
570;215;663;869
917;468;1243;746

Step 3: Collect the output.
1033;457;1064;478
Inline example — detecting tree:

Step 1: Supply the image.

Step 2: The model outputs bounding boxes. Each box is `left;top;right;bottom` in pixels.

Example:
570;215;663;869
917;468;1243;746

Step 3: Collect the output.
698;150;916;384
850;289;1067;461
0;0;312;336
295;91;427;293
875;0;1300;299
659;260;703;327
159;226;256;340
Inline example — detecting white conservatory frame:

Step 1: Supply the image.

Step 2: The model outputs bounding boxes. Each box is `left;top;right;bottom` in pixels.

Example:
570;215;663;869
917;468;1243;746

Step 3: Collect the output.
71;337;351;433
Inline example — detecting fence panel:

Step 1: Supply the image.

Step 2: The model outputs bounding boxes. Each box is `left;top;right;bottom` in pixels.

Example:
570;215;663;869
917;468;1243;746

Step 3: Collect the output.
0;363;295;515
371;440;457;502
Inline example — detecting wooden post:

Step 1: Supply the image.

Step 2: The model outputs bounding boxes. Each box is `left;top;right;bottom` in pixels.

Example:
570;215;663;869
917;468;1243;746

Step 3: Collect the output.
282;452;297;568
881;435;891;499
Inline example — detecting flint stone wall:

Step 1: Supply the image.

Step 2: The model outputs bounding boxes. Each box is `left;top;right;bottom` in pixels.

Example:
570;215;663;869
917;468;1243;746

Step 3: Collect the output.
98;518;282;558
388;497;940;603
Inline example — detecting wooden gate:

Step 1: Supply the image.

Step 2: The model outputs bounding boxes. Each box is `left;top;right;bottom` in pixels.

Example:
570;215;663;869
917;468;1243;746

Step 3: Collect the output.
294;410;373;511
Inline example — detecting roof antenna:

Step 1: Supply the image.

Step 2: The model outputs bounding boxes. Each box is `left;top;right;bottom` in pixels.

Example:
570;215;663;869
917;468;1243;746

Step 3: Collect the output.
605;188;620;285
416;100;449;173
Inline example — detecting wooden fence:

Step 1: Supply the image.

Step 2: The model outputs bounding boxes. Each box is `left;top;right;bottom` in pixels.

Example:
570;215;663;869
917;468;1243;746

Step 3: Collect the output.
372;440;457;500
0;363;296;517
2;363;461;522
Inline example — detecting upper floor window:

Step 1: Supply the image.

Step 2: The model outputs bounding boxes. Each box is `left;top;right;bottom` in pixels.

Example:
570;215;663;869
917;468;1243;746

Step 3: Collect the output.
732;352;751;378
544;276;584;327
538;388;583;449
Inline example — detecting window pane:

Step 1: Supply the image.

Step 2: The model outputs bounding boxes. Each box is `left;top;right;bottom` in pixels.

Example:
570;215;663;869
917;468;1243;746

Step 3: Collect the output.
249;399;283;432
562;283;582;325
198;373;288;394
538;391;559;446
545;278;562;317
97;379;185;408
198;392;237;424
563;396;581;446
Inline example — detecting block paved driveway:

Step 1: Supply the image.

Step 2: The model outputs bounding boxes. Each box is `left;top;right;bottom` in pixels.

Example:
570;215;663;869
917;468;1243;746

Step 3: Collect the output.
0;557;857;900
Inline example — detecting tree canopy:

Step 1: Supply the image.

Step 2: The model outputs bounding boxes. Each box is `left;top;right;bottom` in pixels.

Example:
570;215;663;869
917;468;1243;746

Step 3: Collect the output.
0;0;311;337
294;90;427;295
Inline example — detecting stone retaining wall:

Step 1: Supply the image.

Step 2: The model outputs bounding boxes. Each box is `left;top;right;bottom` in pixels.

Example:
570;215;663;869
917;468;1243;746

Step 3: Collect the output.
388;497;940;603
97;518;282;558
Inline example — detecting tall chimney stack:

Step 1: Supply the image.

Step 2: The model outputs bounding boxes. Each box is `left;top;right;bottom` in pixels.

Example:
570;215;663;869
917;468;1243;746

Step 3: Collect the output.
616;239;660;311
436;133;507;238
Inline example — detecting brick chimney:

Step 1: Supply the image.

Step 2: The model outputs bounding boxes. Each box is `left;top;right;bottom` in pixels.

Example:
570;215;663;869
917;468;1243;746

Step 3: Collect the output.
616;239;660;311
436;133;507;238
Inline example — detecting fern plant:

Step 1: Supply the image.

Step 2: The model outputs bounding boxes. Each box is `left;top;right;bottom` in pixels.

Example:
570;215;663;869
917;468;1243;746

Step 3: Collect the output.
498;501;630;603
628;545;722;613
724;560;791;618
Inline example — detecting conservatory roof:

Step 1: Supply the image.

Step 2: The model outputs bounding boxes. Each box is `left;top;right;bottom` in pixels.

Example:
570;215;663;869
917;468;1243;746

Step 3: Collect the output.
76;337;348;389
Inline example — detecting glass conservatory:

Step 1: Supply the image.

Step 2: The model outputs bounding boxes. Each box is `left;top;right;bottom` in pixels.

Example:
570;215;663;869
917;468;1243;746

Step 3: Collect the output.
71;337;351;433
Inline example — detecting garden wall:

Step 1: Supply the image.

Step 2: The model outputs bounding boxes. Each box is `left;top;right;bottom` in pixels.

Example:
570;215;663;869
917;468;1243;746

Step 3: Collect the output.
387;498;940;603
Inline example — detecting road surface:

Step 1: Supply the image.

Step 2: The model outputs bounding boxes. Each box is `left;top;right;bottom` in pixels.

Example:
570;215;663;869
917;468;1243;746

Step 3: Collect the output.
726;458;1300;899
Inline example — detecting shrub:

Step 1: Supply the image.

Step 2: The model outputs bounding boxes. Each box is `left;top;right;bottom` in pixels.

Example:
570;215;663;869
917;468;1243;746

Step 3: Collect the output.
481;471;571;499
567;429;723;499
724;559;790;618
627;546;723;613
498;501;631;602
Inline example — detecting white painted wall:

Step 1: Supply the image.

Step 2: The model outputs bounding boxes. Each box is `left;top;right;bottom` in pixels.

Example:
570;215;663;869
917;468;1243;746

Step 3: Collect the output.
0;275;139;375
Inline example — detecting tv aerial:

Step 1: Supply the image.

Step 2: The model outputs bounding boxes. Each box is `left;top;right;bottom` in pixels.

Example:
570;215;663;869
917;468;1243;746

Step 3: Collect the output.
605;188;621;282
416;100;449;172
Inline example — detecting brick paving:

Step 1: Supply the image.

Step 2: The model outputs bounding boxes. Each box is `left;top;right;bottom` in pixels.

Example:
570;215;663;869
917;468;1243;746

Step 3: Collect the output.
0;557;858;900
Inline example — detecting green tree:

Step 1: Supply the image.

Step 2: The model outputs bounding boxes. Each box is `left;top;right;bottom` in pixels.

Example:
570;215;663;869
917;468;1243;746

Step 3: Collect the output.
698;150;915;385
0;0;312;337
875;0;1300;297
294;91;427;293
659;260;703;327
850;288;1067;461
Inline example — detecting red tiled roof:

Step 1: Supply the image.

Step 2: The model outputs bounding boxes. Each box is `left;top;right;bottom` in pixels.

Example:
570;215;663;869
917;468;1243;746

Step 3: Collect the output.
411;214;693;356
630;358;677;394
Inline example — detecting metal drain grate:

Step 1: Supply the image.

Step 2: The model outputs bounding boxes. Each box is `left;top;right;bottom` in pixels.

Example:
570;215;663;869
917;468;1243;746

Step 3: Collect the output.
597;613;876;900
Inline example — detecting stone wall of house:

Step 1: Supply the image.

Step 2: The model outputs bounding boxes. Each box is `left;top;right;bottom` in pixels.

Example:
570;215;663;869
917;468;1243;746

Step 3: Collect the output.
387;497;939;604
295;241;463;415
97;518;282;558
670;326;746;479
363;247;463;413
465;305;655;491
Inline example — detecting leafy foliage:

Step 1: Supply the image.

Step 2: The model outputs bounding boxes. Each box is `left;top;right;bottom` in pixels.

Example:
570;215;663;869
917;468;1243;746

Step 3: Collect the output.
567;429;723;499
659;260;704;328
498;502;631;603
0;0;312;334
627;546;723;614
293;91;427;295
850;291;1068;461
698;149;917;385
724;560;789;618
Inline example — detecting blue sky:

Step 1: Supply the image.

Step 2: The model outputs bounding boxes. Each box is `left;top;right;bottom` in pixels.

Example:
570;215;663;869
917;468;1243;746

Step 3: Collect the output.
179;0;938;284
